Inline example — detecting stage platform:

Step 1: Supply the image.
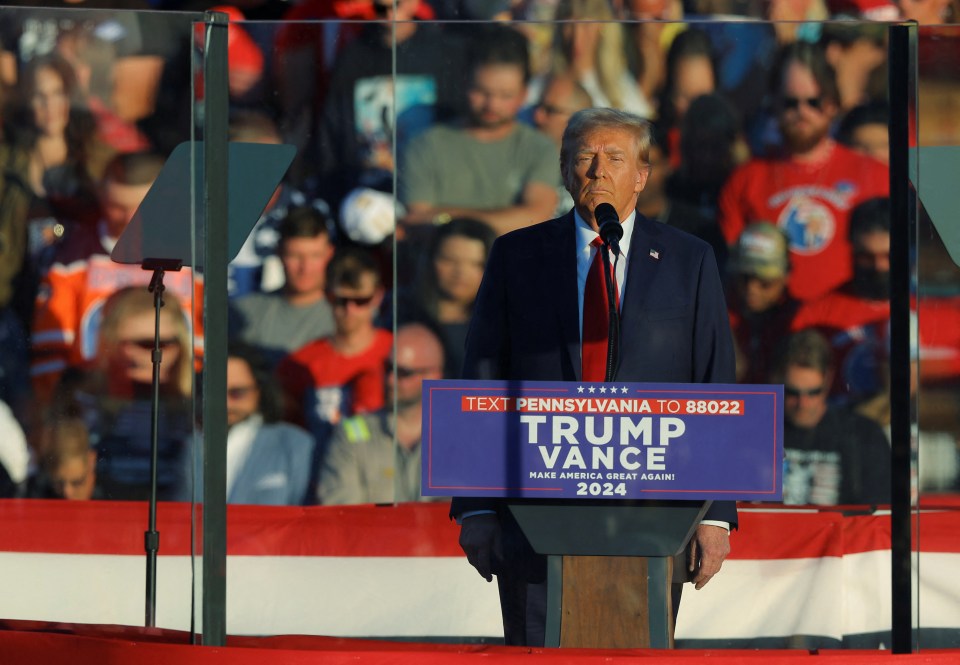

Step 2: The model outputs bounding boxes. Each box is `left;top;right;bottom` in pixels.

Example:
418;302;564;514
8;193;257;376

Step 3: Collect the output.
1;499;959;657
2;620;960;664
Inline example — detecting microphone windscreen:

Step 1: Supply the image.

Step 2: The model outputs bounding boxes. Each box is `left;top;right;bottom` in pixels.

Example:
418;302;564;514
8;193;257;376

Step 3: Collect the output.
595;203;623;246
594;203;619;227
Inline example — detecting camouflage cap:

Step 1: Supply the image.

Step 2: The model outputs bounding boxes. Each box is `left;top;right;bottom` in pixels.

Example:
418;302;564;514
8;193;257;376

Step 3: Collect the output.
730;222;790;279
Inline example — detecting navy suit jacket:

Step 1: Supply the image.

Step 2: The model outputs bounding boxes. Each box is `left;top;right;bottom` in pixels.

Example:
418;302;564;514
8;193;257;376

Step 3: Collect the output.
451;211;738;529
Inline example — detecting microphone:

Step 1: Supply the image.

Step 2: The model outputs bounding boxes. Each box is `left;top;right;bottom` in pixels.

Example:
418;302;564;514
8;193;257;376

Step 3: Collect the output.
594;203;623;258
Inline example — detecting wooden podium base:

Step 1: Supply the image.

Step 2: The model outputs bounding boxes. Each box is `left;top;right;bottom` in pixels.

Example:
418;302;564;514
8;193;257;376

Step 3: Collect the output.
547;555;674;649
507;502;705;649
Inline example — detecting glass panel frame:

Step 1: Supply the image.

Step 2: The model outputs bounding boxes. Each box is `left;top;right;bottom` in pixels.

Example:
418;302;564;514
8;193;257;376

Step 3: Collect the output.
191;13;928;642
0;3;205;633
0;8;947;652
915;22;960;653
0;10;934;648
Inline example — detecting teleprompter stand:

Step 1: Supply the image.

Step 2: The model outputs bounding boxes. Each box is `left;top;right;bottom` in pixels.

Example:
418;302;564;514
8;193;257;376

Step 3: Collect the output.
112;140;296;629
508;500;709;648
141;257;183;627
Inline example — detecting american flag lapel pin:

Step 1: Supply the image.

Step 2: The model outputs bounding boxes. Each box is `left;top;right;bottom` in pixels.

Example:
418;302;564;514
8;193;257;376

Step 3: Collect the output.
649;248;660;260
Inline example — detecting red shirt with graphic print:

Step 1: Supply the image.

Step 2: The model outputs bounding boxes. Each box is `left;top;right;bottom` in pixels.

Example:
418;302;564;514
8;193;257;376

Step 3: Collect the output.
718;142;888;303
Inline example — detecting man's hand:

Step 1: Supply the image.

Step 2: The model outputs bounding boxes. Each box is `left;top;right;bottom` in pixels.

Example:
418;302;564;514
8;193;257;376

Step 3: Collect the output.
688;523;731;590
458;513;502;582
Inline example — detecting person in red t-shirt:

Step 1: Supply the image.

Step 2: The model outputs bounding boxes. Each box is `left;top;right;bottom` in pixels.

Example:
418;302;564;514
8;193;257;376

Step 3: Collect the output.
791;197;890;405
277;247;391;457
718;41;888;304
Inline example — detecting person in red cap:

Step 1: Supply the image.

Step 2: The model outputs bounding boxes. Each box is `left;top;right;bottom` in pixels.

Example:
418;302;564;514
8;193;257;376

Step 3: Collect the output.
208;6;264;98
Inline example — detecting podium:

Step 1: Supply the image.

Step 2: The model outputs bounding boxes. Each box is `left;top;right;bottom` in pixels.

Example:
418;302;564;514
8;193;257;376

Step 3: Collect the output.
508;500;708;648
422;378;783;649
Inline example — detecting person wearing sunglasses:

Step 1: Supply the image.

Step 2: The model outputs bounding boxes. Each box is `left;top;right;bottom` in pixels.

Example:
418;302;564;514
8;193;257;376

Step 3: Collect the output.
277;247;390;462
531;73;593;218
774;328;890;506
223;343;315;506
718;41;888;305
318;321;445;505
51;286;194;501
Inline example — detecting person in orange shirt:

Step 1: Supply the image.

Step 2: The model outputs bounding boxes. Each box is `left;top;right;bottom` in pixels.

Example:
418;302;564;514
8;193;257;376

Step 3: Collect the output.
30;150;204;404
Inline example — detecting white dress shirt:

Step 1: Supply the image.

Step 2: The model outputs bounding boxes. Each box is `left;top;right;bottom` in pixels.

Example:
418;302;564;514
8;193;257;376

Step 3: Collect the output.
574;208;635;347
574;208;729;534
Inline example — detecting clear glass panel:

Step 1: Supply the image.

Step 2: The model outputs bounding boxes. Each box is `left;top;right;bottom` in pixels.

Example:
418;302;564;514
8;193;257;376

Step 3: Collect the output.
0;5;941;653
191;15;211;642
0;5;933;652
0;4;203;632
199;11;927;653
916;23;960;650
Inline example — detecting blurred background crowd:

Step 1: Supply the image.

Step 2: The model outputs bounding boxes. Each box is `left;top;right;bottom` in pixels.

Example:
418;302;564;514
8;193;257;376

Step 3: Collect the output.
0;0;958;509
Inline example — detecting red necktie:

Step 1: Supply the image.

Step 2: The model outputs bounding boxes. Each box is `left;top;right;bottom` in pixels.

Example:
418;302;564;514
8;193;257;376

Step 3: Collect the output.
582;237;619;382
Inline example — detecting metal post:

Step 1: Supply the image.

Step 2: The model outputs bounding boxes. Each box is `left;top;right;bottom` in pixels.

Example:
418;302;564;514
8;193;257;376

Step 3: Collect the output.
201;10;230;647
888;21;915;655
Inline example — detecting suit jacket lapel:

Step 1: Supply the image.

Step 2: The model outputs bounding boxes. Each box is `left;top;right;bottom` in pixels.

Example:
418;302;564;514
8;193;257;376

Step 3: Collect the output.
540;212;581;381
621;214;665;323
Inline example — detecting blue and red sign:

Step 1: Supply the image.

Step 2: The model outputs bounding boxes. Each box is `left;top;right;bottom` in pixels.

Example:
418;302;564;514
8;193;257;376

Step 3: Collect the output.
421;380;783;501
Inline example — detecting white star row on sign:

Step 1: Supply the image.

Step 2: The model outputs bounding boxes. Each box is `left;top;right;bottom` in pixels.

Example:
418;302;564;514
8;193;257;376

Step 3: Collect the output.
576;386;630;394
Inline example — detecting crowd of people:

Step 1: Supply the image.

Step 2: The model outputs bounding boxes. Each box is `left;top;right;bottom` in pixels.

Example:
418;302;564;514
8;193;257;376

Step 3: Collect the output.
0;0;957;507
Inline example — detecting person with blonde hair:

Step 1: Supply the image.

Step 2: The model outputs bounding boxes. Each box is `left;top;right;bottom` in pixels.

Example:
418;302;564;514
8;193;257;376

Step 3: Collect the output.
549;0;653;118
35;418;101;501
94;286;193;400
52;286;195;501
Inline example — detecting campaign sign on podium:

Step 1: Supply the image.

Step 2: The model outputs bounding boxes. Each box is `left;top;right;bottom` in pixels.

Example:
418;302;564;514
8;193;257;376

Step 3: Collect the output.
421;380;782;501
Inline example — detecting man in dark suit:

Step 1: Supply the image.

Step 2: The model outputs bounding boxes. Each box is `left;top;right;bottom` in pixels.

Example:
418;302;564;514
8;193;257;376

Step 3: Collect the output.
451;108;737;646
